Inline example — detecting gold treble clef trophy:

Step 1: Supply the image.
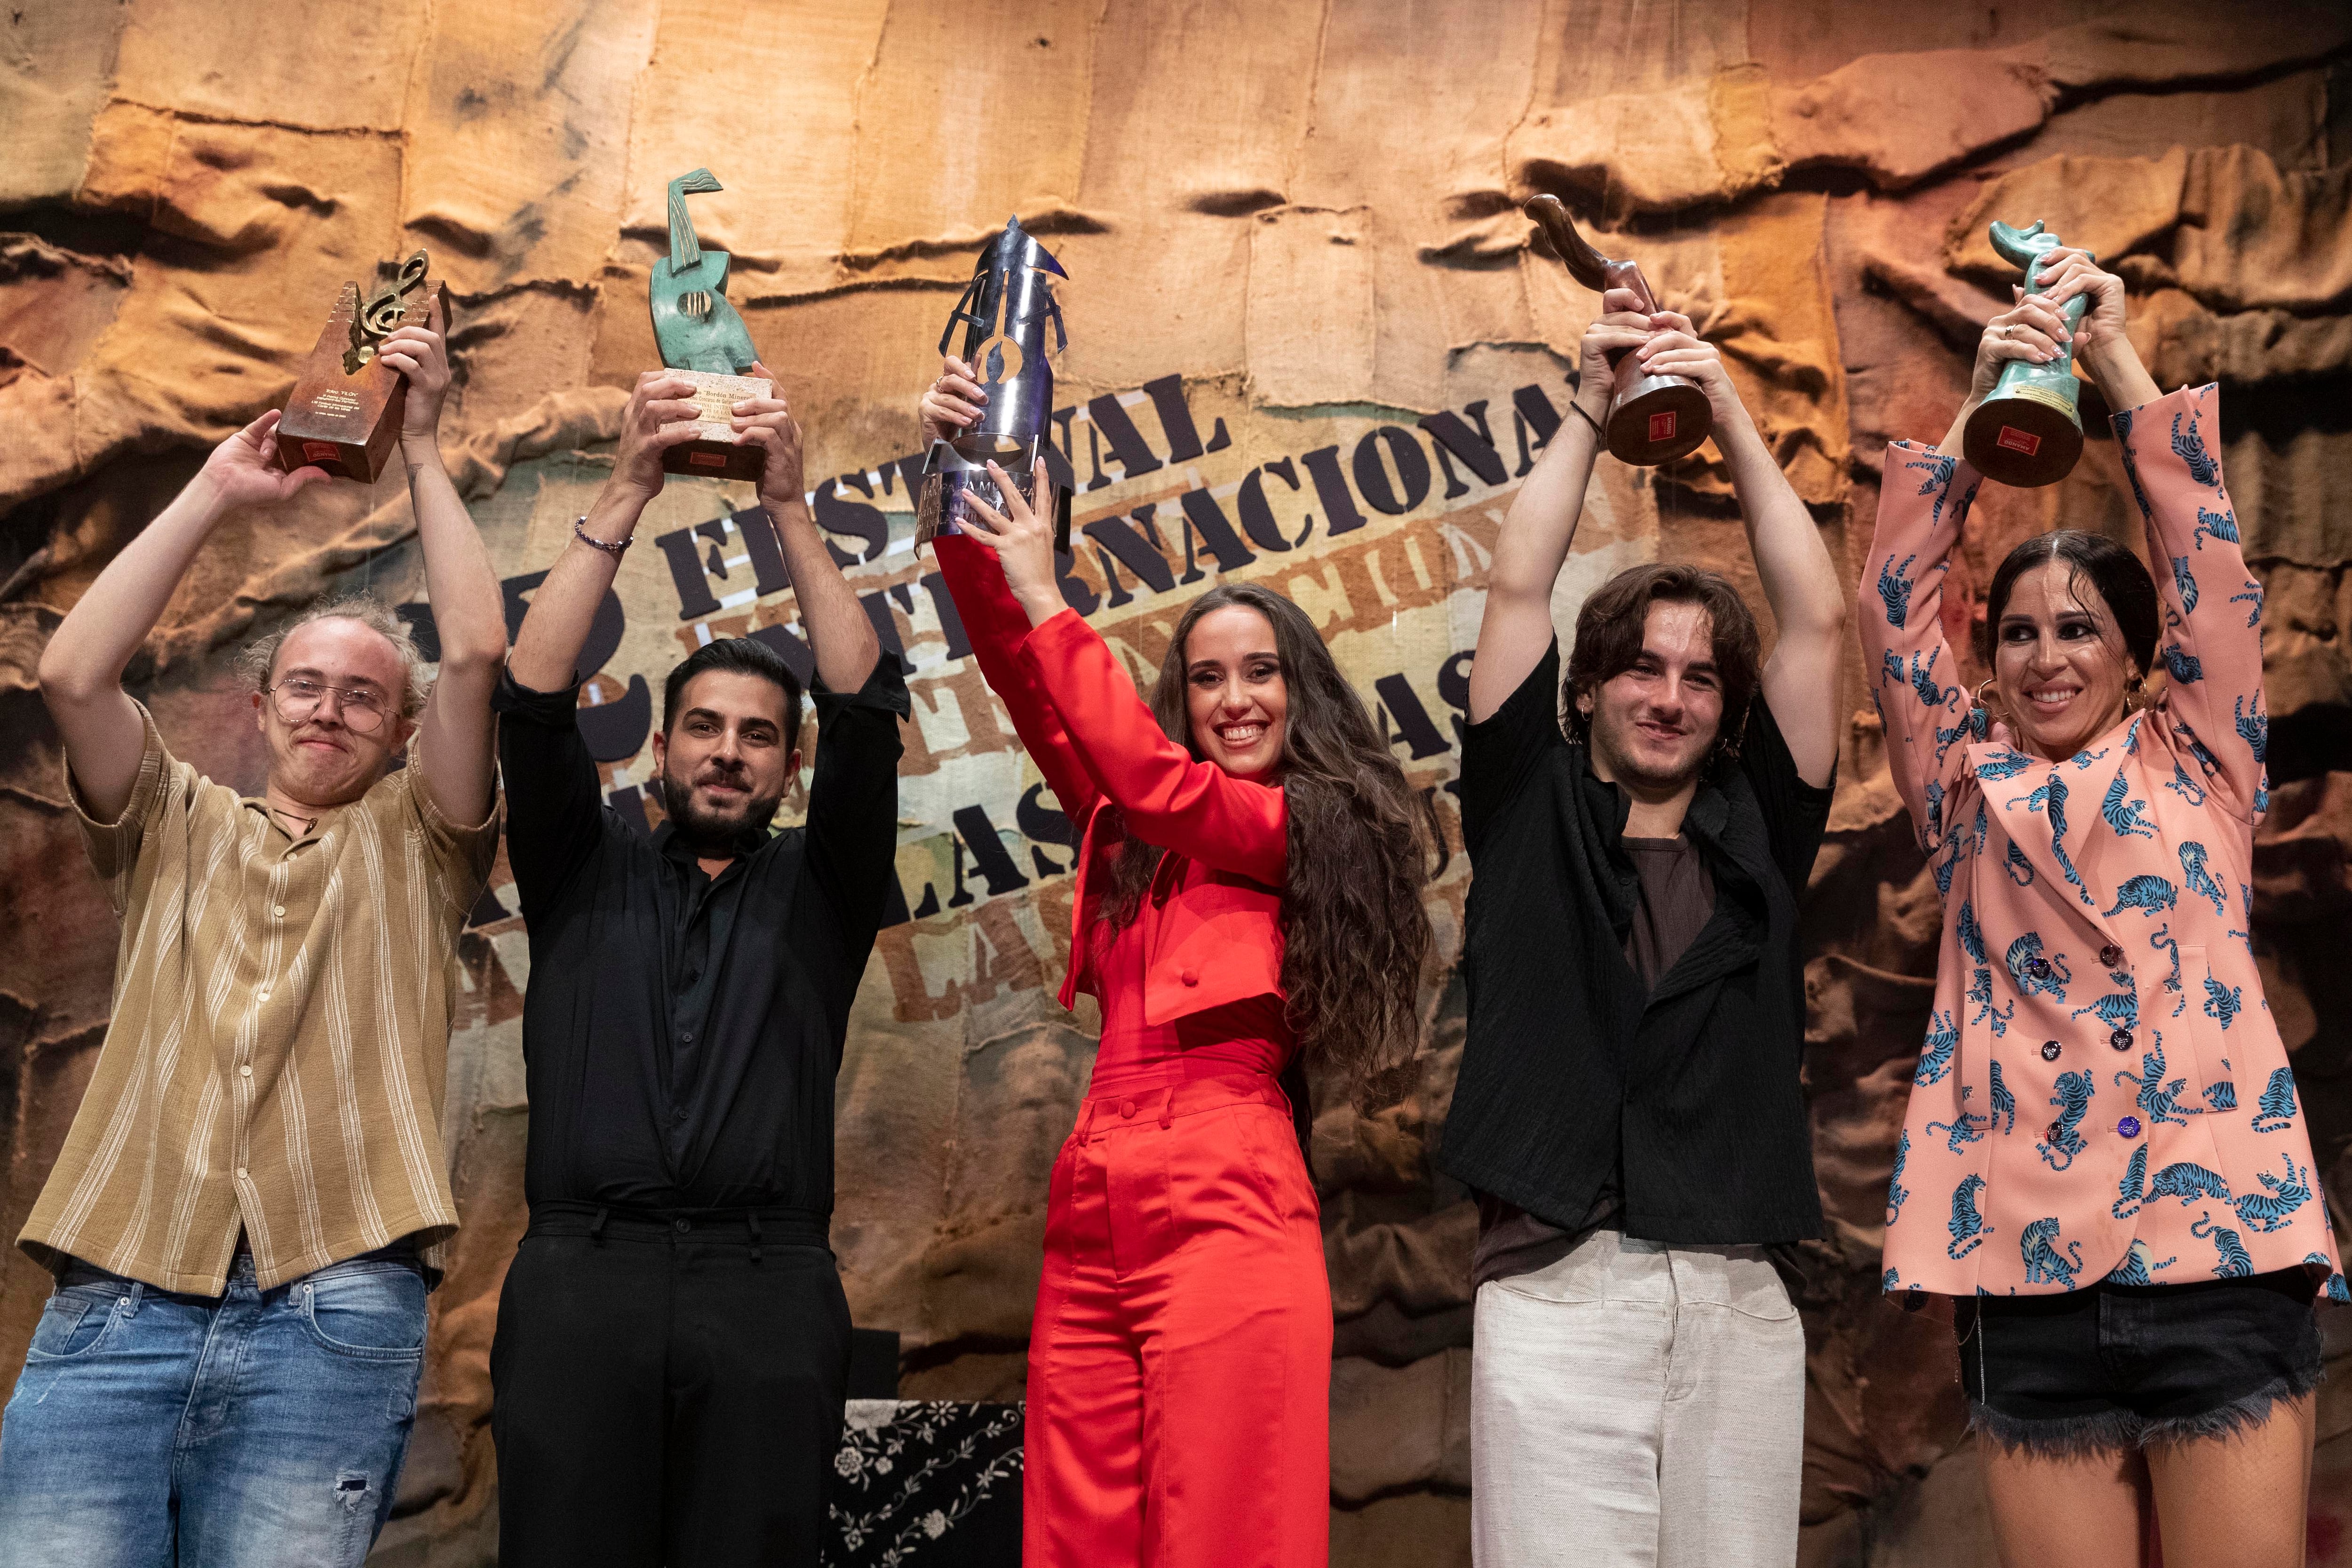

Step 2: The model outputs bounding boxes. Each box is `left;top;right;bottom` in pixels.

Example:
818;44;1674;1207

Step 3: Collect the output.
1523;196;1711;465
276;250;442;483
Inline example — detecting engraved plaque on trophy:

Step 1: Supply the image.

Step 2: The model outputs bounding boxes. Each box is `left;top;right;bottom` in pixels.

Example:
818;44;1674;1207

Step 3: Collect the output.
649;169;770;483
1963;220;2089;488
276;250;442;483
1523;196;1712;467
916;216;1072;551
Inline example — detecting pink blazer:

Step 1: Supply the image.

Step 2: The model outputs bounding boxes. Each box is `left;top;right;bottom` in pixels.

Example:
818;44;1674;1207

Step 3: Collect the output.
1861;384;2342;1298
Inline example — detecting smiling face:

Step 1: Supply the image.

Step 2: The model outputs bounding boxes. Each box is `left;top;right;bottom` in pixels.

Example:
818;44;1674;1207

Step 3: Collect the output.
1183;604;1288;780
1577;599;1724;792
1993;558;2135;761
650;669;802;845
251;617;415;808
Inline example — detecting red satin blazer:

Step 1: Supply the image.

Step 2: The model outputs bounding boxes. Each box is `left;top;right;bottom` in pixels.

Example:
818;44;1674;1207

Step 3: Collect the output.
933;535;1288;1022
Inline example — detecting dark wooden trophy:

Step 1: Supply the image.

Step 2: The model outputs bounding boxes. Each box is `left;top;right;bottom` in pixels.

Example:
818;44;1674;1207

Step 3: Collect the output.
276;250;441;483
1523;196;1710;466
649;169;768;482
1962;220;2090;487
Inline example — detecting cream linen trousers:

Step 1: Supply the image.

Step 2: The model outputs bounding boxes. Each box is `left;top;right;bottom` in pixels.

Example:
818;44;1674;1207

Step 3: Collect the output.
1470;1227;1804;1568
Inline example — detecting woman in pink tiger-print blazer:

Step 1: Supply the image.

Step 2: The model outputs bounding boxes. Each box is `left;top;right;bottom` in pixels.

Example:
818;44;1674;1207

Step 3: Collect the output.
1861;248;2338;1567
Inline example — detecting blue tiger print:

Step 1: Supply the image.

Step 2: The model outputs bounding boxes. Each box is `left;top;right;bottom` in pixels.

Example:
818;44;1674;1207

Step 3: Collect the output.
2112;1145;2148;1219
2069;748;2108;771
1914;1010;1959;1087
1882;1267;1900;1291
2102;875;2177;918
2202;973;2242;1031
2105;1240;2177;1285
1948;1175;1993;1259
1976;749;2034;782
2231;580;2262;628
2171;411;2219;489
2178;841;2225;915
2190;1210;2253;1279
1968;968;2014;1036
1933;714;1973;767
2115;1035;2190;1127
2146;1161;2230;1207
2101;771;2155;839
2010;774;2090;905
2171;555;2198;613
1988;1060;2015;1135
2071;987;2138;1029
2150;924;2185;1015
2004;842;2036;886
2006;934;2070;999
2191;506;2238;549
2162;758;2208;808
2250;1067;2298;1133
2234;696;2266;764
2203;1080;2237;1111
2161;644;2204;685
2037;1072;2094;1171
1926;1106;1990;1155
2116;406;2153;519
1957;900;1984;963
1907;648;1959;713
2230;1154;2312;1234
2304;1254;2350;1304
2020;1217;2085;1289
1877;552;1918;628
1887;1129;1911;1226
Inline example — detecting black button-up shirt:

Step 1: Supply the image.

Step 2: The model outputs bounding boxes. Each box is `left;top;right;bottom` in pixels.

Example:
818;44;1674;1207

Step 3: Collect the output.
1443;639;1834;1246
492;658;908;1214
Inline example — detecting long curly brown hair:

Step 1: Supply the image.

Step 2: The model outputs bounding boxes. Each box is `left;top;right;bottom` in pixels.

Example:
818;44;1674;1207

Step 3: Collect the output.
1093;583;1433;1108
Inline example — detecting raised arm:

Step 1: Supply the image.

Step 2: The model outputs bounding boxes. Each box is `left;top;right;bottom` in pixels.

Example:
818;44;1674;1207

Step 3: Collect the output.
378;297;502;828
1464;293;1645;723
1637;314;1846;785
919;356;1101;826
736;361;880;695
37;412;327;821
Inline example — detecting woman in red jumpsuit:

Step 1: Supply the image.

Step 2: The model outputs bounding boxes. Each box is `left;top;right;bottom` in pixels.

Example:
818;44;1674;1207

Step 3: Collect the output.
921;363;1433;1568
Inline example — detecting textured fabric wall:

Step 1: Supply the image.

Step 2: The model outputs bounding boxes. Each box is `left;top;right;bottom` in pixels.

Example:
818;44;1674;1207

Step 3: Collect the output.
1;3;2348;1563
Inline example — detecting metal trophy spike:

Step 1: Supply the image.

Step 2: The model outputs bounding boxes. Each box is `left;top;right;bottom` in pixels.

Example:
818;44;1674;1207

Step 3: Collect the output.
917;216;1072;550
1523;195;1711;466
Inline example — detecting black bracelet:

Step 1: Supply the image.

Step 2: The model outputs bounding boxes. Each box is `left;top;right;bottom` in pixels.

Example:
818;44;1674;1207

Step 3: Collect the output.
1568;400;1607;441
572;515;631;557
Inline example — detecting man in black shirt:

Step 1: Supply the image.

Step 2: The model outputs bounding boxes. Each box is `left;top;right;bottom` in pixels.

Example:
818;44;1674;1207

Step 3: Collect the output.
489;364;907;1568
1447;297;1846;1566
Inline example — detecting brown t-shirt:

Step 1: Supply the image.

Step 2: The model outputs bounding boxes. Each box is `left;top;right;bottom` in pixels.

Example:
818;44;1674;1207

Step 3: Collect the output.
1473;835;1716;1286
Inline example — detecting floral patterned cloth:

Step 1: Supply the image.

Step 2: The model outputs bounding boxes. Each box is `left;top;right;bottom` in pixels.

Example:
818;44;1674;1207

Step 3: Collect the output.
1860;383;2345;1299
829;1401;1023;1567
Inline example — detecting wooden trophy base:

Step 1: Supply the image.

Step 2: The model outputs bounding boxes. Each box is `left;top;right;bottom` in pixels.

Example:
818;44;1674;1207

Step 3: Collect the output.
1963;393;2083;488
276;280;440;484
1605;373;1712;466
661;370;771;482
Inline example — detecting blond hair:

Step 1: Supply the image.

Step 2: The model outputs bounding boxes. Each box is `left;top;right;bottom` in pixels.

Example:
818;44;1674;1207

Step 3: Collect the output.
234;594;431;719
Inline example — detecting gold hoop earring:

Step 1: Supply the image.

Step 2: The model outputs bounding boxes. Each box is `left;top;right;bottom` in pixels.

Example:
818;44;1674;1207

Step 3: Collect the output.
2122;674;2146;713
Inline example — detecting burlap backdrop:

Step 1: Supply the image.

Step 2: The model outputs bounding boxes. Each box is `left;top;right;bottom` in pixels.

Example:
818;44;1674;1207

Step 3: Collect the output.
3;3;2350;1563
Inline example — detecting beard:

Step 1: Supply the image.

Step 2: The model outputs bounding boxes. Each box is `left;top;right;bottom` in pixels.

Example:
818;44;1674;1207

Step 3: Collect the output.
1589;707;1716;794
659;763;784;844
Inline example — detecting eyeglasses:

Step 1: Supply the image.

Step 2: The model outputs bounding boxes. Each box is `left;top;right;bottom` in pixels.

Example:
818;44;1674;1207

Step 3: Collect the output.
266;677;392;734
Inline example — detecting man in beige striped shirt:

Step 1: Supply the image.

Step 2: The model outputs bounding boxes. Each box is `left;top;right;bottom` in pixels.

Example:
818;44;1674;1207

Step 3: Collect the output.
0;299;504;1568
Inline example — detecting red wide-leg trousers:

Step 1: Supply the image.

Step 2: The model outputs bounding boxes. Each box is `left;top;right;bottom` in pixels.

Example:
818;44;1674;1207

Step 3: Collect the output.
1024;1072;1332;1568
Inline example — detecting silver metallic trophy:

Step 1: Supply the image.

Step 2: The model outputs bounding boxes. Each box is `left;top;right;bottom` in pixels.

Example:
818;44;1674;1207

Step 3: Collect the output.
917;216;1073;549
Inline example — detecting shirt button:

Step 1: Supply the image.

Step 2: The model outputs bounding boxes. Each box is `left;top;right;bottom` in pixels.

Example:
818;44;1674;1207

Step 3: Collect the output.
680;1031;693;1045
235;1166;248;1181
2099;945;2122;968
239;1065;253;1078
2041;1041;2061;1062
1180;970;1198;987
2026;958;2051;978
2110;1028;2134;1051
273;904;287;919
674;1218;691;1233
2117;1116;2143;1138
1119;1099;1136;1119
257;989;271;1003
2043;1121;2063;1145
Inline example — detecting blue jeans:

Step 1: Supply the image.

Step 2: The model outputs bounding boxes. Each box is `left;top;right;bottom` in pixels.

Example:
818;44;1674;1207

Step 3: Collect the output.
0;1245;426;1567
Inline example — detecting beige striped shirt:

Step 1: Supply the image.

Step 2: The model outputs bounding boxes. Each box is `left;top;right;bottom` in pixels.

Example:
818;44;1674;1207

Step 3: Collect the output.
20;705;499;1294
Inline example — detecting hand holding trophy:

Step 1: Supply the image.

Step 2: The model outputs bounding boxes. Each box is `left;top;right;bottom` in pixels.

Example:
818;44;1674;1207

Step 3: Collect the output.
648;168;771;481
1522;195;1711;465
276;250;445;482
915;217;1072;551
1961;220;2091;487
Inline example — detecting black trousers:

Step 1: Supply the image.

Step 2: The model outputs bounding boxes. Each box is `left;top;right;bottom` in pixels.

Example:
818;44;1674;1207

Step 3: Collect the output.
491;1202;850;1568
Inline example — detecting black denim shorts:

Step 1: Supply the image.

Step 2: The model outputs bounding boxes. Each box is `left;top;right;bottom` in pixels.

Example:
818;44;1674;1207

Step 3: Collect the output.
1954;1268;2323;1456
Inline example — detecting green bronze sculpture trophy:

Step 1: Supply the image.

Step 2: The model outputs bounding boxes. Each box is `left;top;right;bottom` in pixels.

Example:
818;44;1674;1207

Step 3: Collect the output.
276;250;442;482
1522;195;1710;466
649;169;769;482
1963;220;2090;487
